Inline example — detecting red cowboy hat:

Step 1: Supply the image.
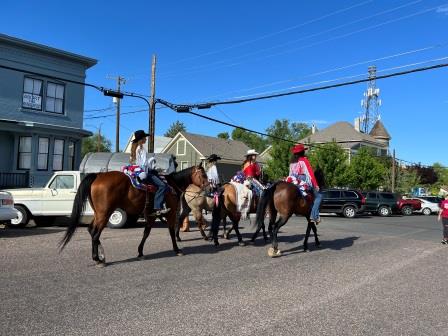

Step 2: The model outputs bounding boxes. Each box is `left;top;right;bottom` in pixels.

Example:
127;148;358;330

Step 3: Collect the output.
291;144;307;154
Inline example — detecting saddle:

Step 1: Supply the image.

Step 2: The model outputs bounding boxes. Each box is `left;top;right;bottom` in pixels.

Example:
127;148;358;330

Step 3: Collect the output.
122;165;157;192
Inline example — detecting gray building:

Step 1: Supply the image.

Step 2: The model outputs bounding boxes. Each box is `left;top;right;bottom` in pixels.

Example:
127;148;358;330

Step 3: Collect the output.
162;132;250;182
0;34;97;187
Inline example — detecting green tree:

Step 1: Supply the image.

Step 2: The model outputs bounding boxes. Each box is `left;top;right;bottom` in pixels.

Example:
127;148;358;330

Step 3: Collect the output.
231;128;267;153
264;119;311;180
308;142;349;188
164;121;186;138
345;147;386;190
217;132;230;139
82;132;112;157
396;168;421;194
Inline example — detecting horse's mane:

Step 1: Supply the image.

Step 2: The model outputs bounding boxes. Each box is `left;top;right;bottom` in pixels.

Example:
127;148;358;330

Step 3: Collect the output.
170;166;194;184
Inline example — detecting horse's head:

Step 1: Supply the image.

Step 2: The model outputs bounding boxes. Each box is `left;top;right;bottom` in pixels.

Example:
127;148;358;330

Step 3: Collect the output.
191;162;209;189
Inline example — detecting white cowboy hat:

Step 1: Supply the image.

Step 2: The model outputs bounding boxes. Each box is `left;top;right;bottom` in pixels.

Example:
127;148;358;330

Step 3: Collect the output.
246;149;259;156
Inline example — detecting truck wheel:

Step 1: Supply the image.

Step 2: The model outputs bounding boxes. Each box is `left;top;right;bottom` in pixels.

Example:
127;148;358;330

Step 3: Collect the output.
107;208;127;229
8;205;29;228
378;206;391;217
422;207;432;216
401;205;413;216
342;205;356;218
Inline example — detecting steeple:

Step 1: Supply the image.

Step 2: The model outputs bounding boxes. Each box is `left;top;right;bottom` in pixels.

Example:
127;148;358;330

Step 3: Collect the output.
369;120;391;146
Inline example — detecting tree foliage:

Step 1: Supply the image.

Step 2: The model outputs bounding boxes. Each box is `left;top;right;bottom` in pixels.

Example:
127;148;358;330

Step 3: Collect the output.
82;132;112;158
344;147;386;190
396;168;421;194
231;128;267;153
264;120;311;180
217;132;230;140
164;121;186;138
308;142;349;188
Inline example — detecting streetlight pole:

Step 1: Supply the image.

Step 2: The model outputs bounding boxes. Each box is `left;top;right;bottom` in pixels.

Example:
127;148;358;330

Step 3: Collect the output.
149;55;157;153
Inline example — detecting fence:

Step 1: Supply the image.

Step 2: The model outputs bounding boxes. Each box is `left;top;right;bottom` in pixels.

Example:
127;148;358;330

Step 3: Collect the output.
0;171;29;189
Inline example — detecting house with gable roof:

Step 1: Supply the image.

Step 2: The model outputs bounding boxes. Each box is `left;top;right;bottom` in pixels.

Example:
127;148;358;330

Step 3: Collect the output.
161;132;251;182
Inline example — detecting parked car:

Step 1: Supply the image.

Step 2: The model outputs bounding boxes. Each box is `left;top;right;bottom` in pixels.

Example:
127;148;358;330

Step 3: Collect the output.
410;197;440;215
362;191;421;216
0;191;19;224
419;196;443;205
2;171;130;229
320;189;365;218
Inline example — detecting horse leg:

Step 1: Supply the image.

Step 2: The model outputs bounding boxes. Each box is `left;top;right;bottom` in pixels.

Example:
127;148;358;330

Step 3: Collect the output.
311;221;320;248
268;216;288;257
88;223;99;262
90;216;107;266
193;210;208;240
165;217;183;256
138;215;153;258
229;214;244;246
176;207;190;242
224;217;233;240
265;208;276;243
304;221;312;252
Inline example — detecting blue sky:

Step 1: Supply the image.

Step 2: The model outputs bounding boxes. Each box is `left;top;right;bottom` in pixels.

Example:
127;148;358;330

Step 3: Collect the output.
1;0;448;165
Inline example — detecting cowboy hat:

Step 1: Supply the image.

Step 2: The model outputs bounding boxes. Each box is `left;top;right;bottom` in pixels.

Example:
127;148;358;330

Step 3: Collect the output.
246;149;259;156
132;130;150;143
207;154;222;162
291;144;307;154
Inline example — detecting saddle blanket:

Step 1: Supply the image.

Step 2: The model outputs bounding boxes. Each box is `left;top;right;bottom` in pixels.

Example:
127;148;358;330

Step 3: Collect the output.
284;175;311;197
230;181;252;218
122;165;157;192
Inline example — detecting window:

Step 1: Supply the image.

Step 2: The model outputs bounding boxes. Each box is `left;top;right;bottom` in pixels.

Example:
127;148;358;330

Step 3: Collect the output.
37;137;49;170
380;193;395;200
180;161;189;170
343;191;358;199
366;192;377;199
68;141;76;170
18;136;32;169
22;77;43;110
328;190;341;199
177;140;186;155
53;139;64;171
46;82;65;114
49;175;74;189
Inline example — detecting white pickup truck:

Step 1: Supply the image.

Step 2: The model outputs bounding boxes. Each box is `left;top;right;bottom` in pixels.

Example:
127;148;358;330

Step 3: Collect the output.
4;171;131;229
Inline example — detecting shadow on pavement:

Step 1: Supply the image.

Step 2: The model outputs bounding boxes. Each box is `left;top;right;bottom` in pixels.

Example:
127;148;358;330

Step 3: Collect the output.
282;236;360;256
0;227;65;238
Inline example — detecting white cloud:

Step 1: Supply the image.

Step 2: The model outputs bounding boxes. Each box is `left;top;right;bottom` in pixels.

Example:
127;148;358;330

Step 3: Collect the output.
296;120;329;125
436;5;448;14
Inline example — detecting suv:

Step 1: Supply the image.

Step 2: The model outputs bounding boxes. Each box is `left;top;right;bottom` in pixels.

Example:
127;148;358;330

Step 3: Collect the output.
362;191;421;216
320;189;365;218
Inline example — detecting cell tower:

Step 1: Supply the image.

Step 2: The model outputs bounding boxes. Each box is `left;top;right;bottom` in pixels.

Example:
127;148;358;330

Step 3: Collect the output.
360;65;382;133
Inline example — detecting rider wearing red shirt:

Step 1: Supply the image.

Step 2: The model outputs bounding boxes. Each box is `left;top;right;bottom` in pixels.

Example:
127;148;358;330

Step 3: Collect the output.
242;149;263;195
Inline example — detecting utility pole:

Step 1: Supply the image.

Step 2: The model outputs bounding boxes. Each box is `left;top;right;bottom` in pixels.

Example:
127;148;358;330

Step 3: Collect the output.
97;125;101;152
391;149;396;192
107;75;126;152
149;55;157;153
361;65;382;133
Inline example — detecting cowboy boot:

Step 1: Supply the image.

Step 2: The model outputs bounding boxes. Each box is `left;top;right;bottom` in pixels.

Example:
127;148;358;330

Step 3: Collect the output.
181;216;190;232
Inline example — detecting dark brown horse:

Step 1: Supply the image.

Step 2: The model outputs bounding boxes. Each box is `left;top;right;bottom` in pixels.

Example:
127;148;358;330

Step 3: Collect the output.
59;165;208;266
250;181;320;257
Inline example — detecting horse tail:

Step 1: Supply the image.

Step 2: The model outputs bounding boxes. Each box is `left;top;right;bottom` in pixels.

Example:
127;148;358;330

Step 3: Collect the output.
255;182;277;229
59;173;98;250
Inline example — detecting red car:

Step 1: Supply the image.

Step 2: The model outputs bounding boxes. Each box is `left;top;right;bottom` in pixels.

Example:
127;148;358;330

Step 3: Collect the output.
398;198;422;216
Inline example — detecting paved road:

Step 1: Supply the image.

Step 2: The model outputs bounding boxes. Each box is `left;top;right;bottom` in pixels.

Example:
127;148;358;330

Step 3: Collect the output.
1;214;446;336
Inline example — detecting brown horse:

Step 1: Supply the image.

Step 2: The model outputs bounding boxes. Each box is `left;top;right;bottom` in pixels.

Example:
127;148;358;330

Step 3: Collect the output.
250;181;320;257
59;165;208;266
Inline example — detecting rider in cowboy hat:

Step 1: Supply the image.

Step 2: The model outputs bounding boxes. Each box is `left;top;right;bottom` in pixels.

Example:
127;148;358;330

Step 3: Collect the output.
242;149;265;195
290;144;322;224
205;154;222;190
130;130;170;216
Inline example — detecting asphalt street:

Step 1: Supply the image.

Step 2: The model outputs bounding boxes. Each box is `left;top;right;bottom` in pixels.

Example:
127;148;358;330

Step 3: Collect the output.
1;214;446;336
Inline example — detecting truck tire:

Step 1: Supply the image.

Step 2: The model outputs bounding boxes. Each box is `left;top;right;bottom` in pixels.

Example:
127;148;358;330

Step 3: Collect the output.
342;205;356;218
401;205;413;216
8;205;29;228
422;207;432;216
378;205;391;217
107;208;127;229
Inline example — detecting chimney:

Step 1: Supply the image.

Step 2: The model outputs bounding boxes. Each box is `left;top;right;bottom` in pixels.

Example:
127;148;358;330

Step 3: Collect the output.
311;123;316;134
354;117;361;132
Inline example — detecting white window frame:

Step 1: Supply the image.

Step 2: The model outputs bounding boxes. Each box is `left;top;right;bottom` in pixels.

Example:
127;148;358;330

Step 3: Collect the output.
177;139;186;155
37;137;49;171
53;139;65;171
45;81;65;114
180;161;189;170
22;77;43;111
18;136;32;170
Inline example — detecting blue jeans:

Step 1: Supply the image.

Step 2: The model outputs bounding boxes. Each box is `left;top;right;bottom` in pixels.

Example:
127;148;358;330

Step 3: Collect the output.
311;189;322;221
147;174;168;209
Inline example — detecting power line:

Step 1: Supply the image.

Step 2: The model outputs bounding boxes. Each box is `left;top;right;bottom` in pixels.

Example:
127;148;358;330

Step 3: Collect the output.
157;62;448;110
159;1;436;79
162;0;374;67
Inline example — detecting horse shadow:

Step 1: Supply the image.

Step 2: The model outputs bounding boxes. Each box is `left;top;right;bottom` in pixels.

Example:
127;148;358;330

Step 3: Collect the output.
282;236;360;256
0;227;65;238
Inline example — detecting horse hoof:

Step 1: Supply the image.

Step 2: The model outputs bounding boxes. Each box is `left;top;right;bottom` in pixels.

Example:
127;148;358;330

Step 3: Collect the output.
214;241;220;247
224;233;230;240
137;254;144;260
96;262;106;268
238;241;246;247
203;236;209;241
176;250;184;256
267;247;281;257
176;237;182;242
